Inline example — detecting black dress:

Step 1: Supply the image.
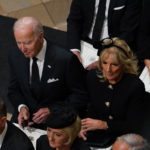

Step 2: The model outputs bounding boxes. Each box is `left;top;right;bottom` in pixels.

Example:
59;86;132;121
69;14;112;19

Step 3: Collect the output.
85;69;145;148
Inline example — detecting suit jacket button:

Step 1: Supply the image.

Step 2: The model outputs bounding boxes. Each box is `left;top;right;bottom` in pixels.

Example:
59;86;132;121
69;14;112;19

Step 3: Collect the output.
109;115;113;120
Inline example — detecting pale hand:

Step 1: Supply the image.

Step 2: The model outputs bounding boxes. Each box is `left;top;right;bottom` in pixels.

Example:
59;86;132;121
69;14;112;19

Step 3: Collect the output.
18;107;30;128
32;108;50;124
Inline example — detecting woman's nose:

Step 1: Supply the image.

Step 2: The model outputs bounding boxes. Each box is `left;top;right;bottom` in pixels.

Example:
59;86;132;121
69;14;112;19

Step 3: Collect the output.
48;133;54;141
106;65;111;72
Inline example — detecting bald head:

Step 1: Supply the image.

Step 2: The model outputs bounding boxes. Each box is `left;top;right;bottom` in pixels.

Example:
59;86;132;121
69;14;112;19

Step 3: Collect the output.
13;16;44;36
112;134;149;150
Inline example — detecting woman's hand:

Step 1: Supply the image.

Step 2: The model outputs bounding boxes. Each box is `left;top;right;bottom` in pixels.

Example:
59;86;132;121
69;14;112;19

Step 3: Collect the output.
81;118;108;132
79;129;87;141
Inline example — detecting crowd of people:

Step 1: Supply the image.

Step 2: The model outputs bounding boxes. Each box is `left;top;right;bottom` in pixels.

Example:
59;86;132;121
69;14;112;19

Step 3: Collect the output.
0;0;150;149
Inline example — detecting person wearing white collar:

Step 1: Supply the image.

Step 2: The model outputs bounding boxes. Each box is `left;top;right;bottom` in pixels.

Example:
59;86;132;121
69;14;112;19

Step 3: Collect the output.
0;99;34;150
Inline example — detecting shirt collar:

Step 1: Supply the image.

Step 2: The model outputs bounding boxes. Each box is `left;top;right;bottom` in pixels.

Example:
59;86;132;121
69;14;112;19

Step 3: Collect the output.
0;122;8;148
36;38;47;62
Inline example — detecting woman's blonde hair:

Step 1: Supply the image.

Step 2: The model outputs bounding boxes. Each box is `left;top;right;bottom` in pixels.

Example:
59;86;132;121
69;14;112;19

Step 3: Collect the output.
61;116;81;145
98;37;138;80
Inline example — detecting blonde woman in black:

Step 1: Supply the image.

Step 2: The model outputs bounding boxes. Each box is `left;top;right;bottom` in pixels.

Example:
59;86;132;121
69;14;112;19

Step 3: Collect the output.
80;37;145;149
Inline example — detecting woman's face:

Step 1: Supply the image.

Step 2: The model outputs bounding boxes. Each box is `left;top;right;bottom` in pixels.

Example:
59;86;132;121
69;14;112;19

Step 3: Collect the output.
47;127;69;148
101;53;123;84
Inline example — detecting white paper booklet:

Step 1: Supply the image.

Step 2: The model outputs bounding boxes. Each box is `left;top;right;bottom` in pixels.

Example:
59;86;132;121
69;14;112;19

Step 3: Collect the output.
139;67;150;93
80;41;99;68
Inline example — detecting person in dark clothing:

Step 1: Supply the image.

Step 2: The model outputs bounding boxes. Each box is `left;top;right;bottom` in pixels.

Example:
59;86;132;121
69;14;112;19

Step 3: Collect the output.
7;16;87;129
79;37;145;149
67;0;142;69
36;104;91;150
0;99;34;150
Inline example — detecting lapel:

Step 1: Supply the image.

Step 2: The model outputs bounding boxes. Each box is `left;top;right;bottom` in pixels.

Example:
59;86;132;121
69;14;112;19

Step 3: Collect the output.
1;123;12;150
88;0;96;23
19;55;30;89
41;41;56;84
108;0;118;24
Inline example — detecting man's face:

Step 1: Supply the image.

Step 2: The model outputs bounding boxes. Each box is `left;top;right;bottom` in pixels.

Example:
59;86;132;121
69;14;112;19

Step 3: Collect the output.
14;26;43;58
112;140;131;150
0;116;6;134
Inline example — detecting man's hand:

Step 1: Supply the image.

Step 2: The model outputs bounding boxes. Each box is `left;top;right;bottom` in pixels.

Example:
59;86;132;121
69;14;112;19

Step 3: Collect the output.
144;59;150;73
86;61;99;70
71;51;82;63
32;108;50;124
18;107;30;128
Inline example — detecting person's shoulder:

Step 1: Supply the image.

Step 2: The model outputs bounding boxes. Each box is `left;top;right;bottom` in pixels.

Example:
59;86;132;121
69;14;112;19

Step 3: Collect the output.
73;137;91;150
47;40;73;56
36;135;51;150
6;122;34;149
37;134;48;143
124;73;144;87
87;69;100;78
7;122;31;141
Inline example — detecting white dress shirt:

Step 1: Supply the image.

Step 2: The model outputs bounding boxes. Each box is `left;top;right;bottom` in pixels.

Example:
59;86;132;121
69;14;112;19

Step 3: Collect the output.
29;39;47;81
0;122;8;148
18;39;47;112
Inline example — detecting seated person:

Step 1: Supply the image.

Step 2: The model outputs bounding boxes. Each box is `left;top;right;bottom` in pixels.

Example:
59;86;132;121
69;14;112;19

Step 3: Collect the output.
79;37;146;149
112;133;150;150
0;99;34;150
36;104;91;150
8;16;87;129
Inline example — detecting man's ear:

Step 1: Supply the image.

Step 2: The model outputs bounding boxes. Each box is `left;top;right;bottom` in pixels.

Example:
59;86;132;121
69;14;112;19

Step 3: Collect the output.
39;32;44;40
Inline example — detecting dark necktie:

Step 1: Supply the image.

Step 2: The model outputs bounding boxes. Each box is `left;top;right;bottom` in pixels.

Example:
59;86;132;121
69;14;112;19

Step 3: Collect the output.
92;0;106;41
31;57;41;99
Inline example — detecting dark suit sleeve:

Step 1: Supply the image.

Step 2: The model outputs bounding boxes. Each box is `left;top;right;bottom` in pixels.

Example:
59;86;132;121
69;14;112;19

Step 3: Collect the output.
65;54;88;116
118;0;141;47
67;0;83;50
137;0;150;60
7;50;27;111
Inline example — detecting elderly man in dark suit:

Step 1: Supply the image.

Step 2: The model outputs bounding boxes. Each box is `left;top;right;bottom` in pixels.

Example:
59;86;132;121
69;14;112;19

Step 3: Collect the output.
67;0;141;69
8;16;87;129
0;99;34;150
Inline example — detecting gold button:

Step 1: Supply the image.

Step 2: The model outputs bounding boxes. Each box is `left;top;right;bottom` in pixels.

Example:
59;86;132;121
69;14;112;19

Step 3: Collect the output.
108;84;113;89
105;102;110;107
109;115;113;120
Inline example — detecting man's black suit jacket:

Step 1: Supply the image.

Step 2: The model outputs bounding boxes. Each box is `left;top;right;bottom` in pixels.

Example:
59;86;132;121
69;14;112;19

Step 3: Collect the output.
1;121;34;150
8;40;87;121
67;0;141;50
